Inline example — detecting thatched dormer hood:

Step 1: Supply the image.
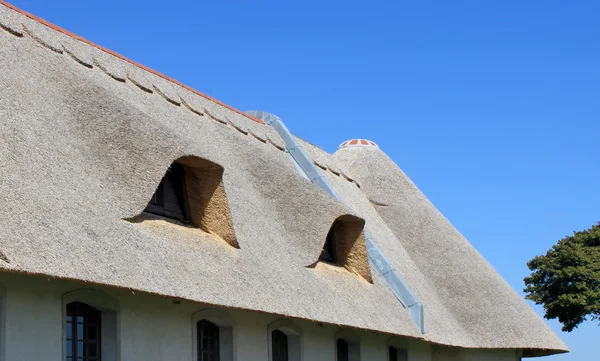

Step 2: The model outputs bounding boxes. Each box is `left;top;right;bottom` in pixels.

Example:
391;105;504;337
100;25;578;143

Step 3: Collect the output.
0;1;566;356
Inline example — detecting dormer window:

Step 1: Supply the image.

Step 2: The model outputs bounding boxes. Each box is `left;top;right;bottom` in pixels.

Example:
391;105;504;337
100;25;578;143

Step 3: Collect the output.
132;156;239;248
314;215;373;283
320;228;337;263
144;162;190;222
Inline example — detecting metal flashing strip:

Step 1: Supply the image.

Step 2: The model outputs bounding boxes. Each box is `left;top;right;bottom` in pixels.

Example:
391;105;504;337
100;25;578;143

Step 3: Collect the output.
365;234;425;332
249;110;426;334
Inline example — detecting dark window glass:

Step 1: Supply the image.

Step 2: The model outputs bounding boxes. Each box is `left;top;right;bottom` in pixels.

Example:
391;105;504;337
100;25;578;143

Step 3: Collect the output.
145;162;190;222
389;346;408;361
66;302;101;361
337;338;349;361
320;228;337;263
272;329;288;361
197;320;219;361
389;346;397;361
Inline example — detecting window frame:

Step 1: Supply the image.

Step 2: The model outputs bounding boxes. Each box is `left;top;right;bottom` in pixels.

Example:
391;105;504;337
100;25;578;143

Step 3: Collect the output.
197;319;220;361
272;329;288;361
144;162;191;223
62;290;119;361
388;346;408;361
386;337;410;361
334;330;360;361
336;338;349;361
66;302;102;361
319;227;337;263
267;320;302;361
191;309;235;361
389;346;397;361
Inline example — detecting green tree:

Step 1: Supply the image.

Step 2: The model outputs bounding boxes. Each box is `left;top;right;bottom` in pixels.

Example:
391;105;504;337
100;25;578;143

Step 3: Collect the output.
524;222;600;332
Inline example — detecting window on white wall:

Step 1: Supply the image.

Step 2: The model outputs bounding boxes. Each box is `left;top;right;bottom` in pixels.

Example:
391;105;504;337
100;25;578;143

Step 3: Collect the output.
268;320;302;361
337;339;349;361
389;346;408;361
63;290;119;361
272;330;288;361
197;319;220;361
192;309;234;361
334;330;360;361
66;302;102;361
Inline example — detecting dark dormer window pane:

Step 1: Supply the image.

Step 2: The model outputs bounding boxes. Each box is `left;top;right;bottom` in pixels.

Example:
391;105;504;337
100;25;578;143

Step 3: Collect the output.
197;320;219;361
145;162;190;222
272;329;288;361
337;338;349;361
320;228;337;263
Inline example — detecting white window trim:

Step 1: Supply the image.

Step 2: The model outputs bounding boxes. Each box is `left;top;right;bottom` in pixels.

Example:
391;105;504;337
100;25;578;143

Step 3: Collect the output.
191;308;236;361
334;329;361;361
267;319;303;361
62;289;120;361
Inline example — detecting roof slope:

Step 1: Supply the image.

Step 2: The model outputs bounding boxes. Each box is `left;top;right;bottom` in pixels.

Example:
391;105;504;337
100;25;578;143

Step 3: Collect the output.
333;146;567;354
0;2;422;339
0;1;566;355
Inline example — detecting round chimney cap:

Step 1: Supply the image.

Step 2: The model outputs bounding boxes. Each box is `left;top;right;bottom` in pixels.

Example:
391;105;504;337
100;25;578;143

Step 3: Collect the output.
339;139;378;149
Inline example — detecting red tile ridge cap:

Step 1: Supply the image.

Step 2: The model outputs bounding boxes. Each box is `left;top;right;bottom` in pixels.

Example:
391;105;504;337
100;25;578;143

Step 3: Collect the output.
0;0;264;124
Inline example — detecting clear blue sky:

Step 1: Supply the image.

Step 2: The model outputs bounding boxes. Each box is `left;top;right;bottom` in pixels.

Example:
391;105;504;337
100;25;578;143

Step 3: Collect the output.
9;0;598;359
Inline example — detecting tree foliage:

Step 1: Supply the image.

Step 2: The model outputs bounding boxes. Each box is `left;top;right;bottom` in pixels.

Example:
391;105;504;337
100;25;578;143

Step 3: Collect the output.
524;222;600;332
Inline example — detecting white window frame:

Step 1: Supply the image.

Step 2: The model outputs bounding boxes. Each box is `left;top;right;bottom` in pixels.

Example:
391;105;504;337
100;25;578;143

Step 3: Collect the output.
191;308;236;361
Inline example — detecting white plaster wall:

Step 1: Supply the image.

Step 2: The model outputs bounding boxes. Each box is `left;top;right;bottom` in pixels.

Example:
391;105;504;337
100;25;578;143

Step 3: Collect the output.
120;300;191;361
360;333;387;361
0;273;519;361
4;279;63;361
234;312;269;360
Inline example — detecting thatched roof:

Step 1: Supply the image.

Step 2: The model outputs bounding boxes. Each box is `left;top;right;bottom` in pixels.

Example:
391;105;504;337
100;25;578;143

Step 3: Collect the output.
0;1;566;355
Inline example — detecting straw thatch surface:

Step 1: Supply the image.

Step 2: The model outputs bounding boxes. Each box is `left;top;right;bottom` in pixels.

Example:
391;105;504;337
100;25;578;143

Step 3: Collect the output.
0;3;566;355
0;7;421;340
333;146;567;353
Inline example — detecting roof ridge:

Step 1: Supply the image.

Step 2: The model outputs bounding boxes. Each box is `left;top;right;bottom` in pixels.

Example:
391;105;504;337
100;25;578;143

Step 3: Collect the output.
0;0;263;125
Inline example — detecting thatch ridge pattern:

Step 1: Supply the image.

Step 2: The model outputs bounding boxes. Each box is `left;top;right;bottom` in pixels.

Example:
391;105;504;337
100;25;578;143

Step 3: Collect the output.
332;146;567;354
0;0;263;124
0;2;567;355
0;15;426;344
0;4;285;154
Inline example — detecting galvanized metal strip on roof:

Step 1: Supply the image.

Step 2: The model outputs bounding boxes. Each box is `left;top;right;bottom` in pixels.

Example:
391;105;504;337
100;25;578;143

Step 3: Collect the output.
252;110;426;334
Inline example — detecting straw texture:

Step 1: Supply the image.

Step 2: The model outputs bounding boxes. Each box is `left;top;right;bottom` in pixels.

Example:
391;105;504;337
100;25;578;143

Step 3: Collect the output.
333;146;567;354
0;2;566;355
0;9;421;341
